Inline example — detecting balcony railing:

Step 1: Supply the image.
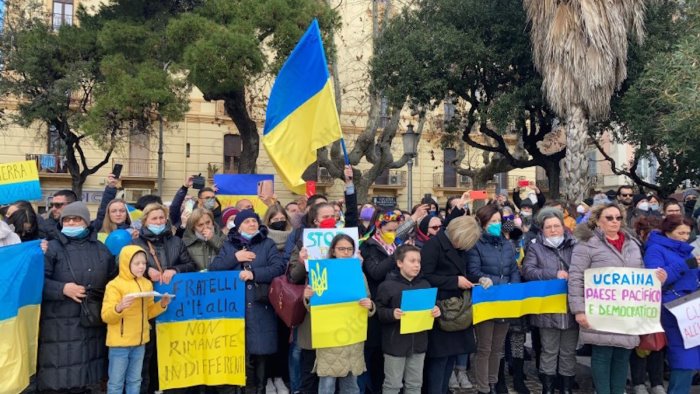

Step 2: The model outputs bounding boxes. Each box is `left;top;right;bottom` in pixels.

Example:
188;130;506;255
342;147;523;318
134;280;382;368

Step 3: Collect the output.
374;170;406;187
26;153;69;174
111;158;159;178
433;173;473;189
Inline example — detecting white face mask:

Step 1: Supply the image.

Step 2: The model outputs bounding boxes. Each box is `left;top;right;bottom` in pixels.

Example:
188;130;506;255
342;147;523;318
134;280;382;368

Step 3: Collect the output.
227;221;235;230
545;236;564;248
576;205;586;214
638;202;650;211
521;210;532;218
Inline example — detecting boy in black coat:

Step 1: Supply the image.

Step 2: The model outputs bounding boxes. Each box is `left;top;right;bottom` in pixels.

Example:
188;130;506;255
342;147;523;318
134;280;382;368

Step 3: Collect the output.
375;245;441;394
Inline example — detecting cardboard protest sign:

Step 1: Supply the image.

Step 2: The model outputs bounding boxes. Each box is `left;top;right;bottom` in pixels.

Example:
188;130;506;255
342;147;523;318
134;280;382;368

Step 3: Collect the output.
155;272;245;390
0;160;41;205
303;227;359;260
584;267;663;335
309;258;368;348
665;289;700;349
400;288;438;334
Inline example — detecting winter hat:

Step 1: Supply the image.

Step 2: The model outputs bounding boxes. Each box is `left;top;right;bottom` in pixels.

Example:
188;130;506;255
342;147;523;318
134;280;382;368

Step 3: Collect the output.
606;189;618;200
497;190;509;198
222;207;239;225
632;194;648;208
234;209;259;229
418;216;432;235
60;201;91;225
519;199;534;209
683;188;699;201
583;198;593;207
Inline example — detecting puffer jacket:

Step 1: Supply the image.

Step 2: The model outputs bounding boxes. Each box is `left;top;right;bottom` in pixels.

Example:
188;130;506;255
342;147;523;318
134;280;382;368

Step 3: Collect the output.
133;226;198;276
102;245;167;347
522;232;577;330
375;270;432;357
568;225;643;349
182;228;225;271
38;229;115;391
360;237;396;348
467;233;521;286
210;227;286;355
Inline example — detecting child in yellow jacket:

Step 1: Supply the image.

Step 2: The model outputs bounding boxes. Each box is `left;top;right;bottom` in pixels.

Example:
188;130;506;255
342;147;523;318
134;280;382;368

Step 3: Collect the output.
102;245;172;394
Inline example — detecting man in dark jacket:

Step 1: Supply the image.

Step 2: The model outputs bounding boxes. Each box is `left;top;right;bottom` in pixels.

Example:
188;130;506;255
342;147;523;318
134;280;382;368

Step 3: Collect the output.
376;245;440;394
41;189;78;239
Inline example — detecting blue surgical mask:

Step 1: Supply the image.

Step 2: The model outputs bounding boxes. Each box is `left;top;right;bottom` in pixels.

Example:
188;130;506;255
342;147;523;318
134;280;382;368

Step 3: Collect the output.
203;198;217;210
650;203;660;211
147;224;167;235
241;231;259;240
486;222;502;237
61;225;88;238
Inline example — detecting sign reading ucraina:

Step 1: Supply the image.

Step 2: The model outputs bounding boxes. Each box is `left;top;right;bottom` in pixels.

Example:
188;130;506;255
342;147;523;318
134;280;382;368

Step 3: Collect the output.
584;267;663;335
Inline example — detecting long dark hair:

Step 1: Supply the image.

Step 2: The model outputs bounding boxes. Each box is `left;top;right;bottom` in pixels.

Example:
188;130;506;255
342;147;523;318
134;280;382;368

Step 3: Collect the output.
6;201;39;241
327;234;356;258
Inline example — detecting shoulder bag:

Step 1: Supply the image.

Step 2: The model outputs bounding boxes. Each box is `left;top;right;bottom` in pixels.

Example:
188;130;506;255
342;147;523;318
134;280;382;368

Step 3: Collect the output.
269;264;307;327
437;289;473;332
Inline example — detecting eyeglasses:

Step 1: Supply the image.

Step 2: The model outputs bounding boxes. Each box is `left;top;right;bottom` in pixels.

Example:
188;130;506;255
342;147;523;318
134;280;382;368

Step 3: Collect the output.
429;225;442;230
619;194;634;198
334;247;354;253
50;202;66;209
604;215;623;222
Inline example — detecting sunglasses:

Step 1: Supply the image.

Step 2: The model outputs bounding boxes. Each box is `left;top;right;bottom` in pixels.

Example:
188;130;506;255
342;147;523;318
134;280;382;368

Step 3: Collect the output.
619;194;634;198
50;202;66;208
429;225;442;230
604;215;623;222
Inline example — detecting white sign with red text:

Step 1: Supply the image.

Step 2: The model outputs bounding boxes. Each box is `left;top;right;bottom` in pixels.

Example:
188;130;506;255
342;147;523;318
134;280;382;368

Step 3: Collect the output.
666;289;700;349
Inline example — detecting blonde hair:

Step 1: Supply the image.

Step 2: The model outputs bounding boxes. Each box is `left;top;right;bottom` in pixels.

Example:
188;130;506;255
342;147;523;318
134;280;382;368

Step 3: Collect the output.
101;199;130;234
445;216;481;250
141;203;169;224
263;203;291;231
588;202;624;230
186;208;215;232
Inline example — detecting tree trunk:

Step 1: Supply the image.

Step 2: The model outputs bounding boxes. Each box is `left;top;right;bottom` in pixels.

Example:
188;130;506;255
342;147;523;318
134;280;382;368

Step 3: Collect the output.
543;162;561;199
562;106;590;202
223;88;259;174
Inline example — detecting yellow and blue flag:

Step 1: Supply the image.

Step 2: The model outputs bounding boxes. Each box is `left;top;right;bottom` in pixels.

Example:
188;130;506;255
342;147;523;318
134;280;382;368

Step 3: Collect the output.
472;280;567;325
213;174;274;216
263;19;342;194
155;272;246;390
0;160;42;204
0;240;44;393
400;288;438;334
310;258;368;349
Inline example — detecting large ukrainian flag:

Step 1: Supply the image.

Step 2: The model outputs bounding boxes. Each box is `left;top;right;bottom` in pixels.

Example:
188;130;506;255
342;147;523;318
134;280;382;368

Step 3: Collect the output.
0;240;44;393
472;279;567;324
263;19;342;195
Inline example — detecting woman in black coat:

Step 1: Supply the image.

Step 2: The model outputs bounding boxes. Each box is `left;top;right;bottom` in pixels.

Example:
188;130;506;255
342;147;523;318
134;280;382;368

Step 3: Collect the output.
38;202;116;392
421;216;481;394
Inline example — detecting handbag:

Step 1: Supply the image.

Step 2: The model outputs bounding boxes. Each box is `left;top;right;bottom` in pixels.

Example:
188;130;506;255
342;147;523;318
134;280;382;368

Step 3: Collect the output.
62;249;106;328
638;332;667;351
269;264;307;327
437;290;472;332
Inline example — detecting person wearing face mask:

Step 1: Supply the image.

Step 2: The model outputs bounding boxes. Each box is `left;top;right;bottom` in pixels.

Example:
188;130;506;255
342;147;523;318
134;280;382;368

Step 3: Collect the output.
576;199;593;224
132;203;198;393
182;208;225;271
210;209;286;394
682;188;700;221
513;183;546;214
626;194;662;229
467;205;521;394
169;175;224;229
38;201;116;393
221;207;240;235
522;208;578;394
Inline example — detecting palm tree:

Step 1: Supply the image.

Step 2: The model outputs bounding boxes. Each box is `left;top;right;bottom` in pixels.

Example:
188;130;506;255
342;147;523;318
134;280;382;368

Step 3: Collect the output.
522;0;647;201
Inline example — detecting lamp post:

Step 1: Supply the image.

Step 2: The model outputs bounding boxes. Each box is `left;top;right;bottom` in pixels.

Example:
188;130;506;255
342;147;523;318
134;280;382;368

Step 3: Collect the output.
402;123;419;211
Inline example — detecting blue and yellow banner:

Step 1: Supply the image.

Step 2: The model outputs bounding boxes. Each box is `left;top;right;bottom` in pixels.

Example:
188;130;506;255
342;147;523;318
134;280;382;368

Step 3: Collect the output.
155;272;245;390
400;288;438;334
472;280;567;324
0;240;44;393
213;174;274;216
263;19;343;194
0;160;42;204
310;258;368;349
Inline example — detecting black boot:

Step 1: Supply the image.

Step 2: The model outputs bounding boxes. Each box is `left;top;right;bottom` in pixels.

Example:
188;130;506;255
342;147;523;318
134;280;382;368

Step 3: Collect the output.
541;374;556;394
512;358;530;394
495;358;509;393
560;375;573;394
489;383;499;394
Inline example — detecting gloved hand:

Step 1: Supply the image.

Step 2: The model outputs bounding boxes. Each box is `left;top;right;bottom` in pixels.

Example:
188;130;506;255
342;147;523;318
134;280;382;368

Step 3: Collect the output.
686;257;699;269
479;277;493;289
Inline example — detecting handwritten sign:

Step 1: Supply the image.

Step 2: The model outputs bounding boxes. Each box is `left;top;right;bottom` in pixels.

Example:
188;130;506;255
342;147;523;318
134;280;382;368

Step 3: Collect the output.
665;289;700;349
303;227;359;260
584;267;663;335
0;160;41;205
155;272;245;390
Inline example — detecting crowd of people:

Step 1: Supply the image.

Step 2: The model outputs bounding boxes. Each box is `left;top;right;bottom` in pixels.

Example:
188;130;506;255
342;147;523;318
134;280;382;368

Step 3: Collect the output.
2;167;700;394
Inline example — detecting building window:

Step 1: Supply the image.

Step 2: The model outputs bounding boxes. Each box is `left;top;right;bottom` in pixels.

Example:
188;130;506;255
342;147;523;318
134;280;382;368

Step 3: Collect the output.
223;134;241;174
47;125;66;155
52;0;73;31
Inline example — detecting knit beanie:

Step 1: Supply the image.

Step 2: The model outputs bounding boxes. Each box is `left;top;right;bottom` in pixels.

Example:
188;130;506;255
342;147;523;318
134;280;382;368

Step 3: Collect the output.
234;209;259;229
683;188;699;201
632;194;648;208
60;201;91;225
222;207;239;225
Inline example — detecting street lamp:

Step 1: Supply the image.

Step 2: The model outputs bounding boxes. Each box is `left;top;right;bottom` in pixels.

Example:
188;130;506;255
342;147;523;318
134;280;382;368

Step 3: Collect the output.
402;123;420;210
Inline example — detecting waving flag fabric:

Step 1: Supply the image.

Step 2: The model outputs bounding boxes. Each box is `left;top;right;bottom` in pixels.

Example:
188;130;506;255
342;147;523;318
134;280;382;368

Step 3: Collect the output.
263;19;342;194
472;280;567;324
0;240;44;393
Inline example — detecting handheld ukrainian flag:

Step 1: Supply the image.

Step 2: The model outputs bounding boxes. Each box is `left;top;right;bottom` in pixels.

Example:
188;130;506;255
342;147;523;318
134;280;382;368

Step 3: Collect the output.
213;174;274;215
126;204;142;229
472;280;567;325
263;19;342;195
310;258;368;349
400;288;438;334
0;240;44;393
